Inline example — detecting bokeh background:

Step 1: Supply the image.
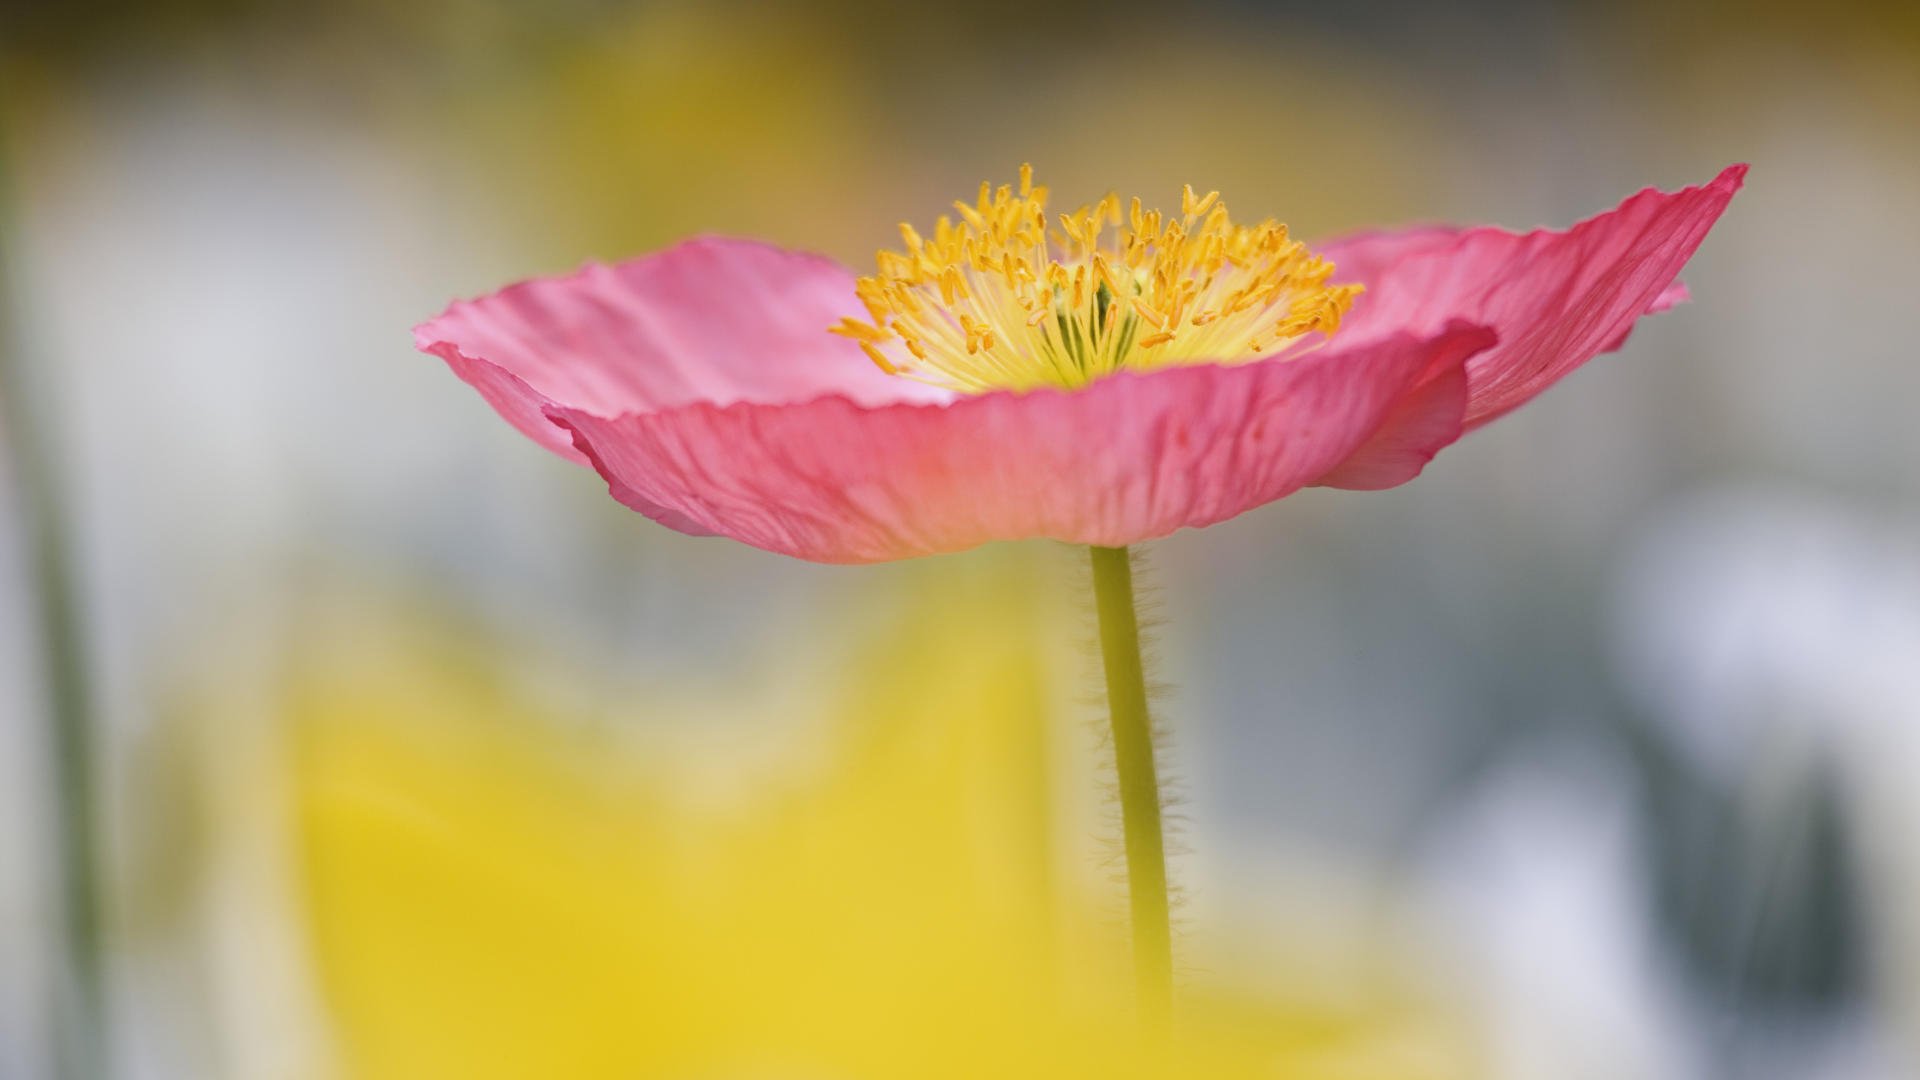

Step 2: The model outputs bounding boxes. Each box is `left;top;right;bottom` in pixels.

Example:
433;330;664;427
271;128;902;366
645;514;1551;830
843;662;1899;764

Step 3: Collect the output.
3;1;1918;1077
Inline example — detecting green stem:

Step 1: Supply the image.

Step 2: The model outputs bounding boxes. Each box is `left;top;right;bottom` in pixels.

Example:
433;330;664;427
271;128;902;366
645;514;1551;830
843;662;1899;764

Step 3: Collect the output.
1088;545;1172;1017
0;101;108;1079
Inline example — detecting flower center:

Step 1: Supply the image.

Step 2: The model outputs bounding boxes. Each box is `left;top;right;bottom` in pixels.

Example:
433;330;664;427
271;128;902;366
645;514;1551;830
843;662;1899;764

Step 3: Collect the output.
830;165;1361;393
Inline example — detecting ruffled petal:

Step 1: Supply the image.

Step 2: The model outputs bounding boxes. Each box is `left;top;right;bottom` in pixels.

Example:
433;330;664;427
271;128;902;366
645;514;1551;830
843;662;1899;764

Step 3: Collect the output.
413;237;950;462
544;324;1496;563
1313;354;1470;491
1322;165;1745;427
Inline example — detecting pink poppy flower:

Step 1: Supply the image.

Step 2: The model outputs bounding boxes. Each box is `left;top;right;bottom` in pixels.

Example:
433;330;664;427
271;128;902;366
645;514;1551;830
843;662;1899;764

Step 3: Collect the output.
416;165;1744;564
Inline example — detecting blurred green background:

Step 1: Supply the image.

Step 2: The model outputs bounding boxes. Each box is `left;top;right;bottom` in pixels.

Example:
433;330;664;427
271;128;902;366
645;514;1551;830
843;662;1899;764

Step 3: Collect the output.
3;1;1918;1077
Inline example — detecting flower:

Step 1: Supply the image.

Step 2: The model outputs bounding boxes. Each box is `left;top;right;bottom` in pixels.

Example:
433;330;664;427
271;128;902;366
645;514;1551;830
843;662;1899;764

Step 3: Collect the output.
416;165;1744;563
291;574;1475;1078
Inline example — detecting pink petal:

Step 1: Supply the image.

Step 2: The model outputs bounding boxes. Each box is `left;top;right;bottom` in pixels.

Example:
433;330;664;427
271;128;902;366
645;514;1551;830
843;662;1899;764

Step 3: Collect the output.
413;237;950;463
544;324;1496;564
1313;354;1470;491
1322;165;1745;428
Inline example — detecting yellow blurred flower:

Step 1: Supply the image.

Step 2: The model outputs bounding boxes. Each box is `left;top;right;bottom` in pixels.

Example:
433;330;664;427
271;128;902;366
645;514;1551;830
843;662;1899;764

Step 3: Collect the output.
286;566;1470;1078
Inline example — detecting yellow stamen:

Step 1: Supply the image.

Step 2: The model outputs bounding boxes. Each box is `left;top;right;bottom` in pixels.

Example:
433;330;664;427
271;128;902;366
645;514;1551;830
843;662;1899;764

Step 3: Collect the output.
858;340;898;374
835;166;1362;393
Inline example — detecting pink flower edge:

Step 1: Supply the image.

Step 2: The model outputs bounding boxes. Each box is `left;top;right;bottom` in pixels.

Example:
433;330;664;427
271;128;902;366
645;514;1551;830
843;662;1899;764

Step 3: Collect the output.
1321;163;1746;431
541;323;1496;563
412;237;953;468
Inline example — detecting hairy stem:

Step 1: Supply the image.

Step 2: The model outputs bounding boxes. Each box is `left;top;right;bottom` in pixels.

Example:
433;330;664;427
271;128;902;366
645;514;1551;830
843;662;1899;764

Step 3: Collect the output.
1088;544;1172;1018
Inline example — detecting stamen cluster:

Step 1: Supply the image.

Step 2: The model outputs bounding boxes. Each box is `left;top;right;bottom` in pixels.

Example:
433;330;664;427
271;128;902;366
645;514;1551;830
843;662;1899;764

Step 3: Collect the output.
830;165;1362;393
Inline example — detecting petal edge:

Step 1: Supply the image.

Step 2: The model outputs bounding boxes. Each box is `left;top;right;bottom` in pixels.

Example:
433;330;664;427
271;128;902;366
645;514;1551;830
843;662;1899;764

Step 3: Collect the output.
547;324;1498;563
1324;164;1746;428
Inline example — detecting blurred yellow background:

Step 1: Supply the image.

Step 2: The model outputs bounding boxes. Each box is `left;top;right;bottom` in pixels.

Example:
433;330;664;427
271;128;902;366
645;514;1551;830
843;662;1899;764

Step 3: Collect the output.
3;2;1918;1078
